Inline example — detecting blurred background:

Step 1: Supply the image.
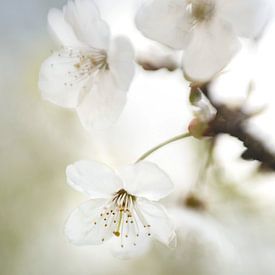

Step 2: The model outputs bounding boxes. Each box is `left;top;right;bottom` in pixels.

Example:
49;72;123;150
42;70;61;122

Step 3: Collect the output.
2;0;275;274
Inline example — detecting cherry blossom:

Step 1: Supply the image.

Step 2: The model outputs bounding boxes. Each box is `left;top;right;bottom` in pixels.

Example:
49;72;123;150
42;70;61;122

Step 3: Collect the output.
39;0;135;130
64;160;176;259
136;0;271;81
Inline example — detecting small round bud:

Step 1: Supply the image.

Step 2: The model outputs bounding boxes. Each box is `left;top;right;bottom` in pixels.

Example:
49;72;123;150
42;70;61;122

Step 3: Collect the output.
188;118;208;139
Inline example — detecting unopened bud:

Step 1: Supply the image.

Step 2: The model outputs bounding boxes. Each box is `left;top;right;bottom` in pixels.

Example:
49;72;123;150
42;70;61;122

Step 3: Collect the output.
189;86;202;106
188;118;208;139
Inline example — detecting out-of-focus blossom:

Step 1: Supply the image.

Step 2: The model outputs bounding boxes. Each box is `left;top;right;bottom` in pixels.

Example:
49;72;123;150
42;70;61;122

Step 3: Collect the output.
39;0;135;130
189;87;216;122
188;86;216;138
135;0;271;81
64;160;175;259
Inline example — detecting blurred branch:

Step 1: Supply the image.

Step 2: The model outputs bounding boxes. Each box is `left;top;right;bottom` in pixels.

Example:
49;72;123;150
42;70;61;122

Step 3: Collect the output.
200;85;275;171
136;55;179;71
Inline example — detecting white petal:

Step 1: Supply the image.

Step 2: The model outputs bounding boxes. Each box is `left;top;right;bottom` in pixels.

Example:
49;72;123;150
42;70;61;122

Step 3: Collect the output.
108;36;135;91
66;160;123;198
219;0;271;38
135;0;193;49
77;71;127;130
119;162;174;201
64;0;110;50
65;199;114;245
136;198;176;247
182;18;240;82
48;8;83;47
39;50;89;108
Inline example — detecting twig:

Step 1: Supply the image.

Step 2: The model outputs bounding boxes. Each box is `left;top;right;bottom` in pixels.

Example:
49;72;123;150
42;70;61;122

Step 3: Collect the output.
201;85;275;171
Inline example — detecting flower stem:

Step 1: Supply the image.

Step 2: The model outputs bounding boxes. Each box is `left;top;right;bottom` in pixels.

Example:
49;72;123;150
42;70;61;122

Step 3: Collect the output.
136;132;191;162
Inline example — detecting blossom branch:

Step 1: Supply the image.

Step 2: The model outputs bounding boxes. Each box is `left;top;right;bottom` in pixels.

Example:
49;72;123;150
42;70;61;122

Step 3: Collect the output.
201;85;275;171
136;56;179;72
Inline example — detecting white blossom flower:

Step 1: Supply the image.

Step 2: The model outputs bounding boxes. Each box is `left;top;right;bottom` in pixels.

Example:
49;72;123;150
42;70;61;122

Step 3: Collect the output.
64;160;176;259
135;0;271;81
39;0;135;130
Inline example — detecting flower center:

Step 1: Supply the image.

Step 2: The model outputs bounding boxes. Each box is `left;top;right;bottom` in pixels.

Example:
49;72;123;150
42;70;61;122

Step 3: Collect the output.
54;47;109;89
74;49;109;72
187;0;215;23
112;189;136;210
93;189;152;248
111;189;136;237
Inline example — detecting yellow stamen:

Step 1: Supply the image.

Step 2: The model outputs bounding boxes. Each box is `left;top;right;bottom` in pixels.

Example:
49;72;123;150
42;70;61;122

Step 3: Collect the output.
113;210;123;237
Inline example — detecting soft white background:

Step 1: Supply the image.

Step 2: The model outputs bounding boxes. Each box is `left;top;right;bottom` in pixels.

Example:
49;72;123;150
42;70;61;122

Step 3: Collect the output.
1;0;275;274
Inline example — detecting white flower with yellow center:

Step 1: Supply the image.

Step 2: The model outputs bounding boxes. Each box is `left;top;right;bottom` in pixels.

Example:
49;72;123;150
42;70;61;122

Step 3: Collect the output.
39;0;135;130
135;0;271;81
64;160;176;259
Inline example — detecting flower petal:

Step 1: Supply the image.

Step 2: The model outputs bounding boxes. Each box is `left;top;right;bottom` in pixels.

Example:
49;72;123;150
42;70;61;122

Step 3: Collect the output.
135;0;193;49
39;50;90;108
119;162;174;201
64;0;110;50
48;8;83;47
136;198;176;247
66;160;123;198
182;18;240;82
76;71;127;130
219;0;271;39
108;36;135;91
65;199;114;245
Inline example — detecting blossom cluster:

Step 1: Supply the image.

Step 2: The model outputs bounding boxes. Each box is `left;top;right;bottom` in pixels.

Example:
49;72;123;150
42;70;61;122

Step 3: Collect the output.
39;0;271;259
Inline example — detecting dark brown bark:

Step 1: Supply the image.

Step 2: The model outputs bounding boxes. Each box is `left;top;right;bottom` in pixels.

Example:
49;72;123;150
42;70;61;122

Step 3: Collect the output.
201;85;275;171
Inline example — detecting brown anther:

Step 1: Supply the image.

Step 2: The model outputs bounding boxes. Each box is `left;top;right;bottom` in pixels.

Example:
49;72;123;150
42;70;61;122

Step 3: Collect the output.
184;193;206;211
113;231;120;237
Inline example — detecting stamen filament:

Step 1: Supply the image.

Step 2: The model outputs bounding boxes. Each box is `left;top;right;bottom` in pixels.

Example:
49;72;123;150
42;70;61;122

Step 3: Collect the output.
113;210;123;237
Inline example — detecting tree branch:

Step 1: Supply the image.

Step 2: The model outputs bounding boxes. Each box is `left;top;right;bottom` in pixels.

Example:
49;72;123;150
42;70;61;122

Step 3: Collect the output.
201;85;275;171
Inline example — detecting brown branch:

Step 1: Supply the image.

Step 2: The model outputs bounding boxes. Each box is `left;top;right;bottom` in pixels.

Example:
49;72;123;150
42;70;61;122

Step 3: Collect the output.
136;53;179;72
201;85;275;171
137;58;178;71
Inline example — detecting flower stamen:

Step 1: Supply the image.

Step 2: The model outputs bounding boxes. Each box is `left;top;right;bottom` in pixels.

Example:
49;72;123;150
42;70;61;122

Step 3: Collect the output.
186;0;215;25
89;189;154;248
53;47;109;89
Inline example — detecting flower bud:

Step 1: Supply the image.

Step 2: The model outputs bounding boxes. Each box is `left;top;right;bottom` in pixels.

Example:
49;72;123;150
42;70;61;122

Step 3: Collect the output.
188;118;208;139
